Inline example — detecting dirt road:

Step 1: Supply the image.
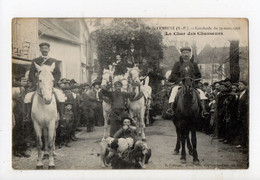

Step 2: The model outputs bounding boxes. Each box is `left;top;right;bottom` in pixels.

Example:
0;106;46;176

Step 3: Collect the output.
12;117;248;169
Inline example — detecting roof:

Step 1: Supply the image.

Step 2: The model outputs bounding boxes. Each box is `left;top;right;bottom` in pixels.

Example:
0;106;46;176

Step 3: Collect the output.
38;19;80;44
197;44;248;64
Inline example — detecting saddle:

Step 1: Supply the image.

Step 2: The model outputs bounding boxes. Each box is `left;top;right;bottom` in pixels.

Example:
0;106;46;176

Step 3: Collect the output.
30;89;60;104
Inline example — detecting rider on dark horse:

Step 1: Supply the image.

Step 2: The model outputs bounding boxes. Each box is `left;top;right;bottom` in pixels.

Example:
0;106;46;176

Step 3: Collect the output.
167;47;208;116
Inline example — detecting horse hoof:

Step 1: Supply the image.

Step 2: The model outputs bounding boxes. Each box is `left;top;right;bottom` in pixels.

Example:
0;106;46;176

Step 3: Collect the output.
193;159;200;165
173;150;179;155
43;154;49;159
36;165;43;169
180;158;186;164
48;165;56;169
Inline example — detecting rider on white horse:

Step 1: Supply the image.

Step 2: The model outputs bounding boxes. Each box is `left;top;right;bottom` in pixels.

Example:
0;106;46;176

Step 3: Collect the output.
24;42;66;120
167;47;208;116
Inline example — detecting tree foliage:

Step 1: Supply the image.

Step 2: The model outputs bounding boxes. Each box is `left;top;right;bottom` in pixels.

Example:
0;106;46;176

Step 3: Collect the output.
92;19;164;72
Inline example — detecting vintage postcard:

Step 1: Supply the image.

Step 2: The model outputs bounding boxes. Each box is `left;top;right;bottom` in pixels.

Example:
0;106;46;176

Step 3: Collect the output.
12;18;249;170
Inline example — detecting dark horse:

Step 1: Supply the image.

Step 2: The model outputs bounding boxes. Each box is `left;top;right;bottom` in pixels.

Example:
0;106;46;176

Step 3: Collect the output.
172;61;200;165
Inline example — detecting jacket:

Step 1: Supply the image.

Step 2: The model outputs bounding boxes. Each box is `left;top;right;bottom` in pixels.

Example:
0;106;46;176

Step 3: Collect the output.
29;57;61;87
169;56;201;84
101;89;135;109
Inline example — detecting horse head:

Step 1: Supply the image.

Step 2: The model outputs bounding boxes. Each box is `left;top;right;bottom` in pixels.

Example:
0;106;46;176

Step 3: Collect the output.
180;61;194;97
128;67;141;86
34;62;55;104
101;68;113;88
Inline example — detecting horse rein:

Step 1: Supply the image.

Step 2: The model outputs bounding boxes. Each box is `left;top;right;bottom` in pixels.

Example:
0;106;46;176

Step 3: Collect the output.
36;75;54;103
181;76;194;82
128;68;141;86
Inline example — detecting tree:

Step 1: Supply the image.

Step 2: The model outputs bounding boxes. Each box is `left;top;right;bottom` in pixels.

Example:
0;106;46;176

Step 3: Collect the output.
91;19;164;79
229;41;240;83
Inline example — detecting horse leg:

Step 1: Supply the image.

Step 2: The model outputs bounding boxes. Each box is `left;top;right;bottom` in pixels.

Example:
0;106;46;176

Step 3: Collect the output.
129;110;136;125
186;131;193;156
33;121;43;169
53;120;58;157
53;128;57;157
173;126;180;155
102;110;109;140
180;132;186;163
191;128;199;165
43;127;49;159
48;121;56;169
140;108;146;141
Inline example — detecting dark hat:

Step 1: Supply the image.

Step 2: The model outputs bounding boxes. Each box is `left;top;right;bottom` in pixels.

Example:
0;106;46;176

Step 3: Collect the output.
39;42;50;48
180;47;191;52
70;79;77;84
204;82;209;86
65;101;73;106
239;80;248;86
223;78;231;82
92;80;101;86
121;117;134;125
114;81;123;86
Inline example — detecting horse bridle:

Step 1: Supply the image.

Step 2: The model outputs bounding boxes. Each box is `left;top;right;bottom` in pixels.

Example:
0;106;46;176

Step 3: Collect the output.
128;68;140;86
102;71;113;85
36;72;54;102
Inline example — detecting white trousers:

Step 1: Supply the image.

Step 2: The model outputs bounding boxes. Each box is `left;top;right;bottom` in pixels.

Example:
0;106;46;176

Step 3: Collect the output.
24;88;66;103
168;86;208;103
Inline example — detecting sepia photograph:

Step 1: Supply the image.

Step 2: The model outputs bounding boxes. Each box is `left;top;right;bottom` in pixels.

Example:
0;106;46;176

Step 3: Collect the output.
11;18;249;170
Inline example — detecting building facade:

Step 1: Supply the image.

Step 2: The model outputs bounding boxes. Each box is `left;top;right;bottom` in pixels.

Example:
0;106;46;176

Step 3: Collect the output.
12;18;98;84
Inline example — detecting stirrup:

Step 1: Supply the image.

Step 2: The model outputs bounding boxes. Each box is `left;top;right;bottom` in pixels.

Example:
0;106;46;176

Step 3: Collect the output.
201;111;209;118
166;108;174;116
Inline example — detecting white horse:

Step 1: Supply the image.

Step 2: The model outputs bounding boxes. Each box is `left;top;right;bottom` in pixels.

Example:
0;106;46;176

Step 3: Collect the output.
127;67;152;141
101;68;114;139
31;62;58;169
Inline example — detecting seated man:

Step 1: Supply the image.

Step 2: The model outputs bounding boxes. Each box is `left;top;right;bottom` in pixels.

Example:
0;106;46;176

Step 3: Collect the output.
167;47;208;115
24;42;66;120
113;117;138;142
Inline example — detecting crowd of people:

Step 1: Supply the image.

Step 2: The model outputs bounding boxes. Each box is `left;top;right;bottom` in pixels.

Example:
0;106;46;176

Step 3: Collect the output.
12;77;107;157
200;79;249;151
12;42;249;161
162;78;249;153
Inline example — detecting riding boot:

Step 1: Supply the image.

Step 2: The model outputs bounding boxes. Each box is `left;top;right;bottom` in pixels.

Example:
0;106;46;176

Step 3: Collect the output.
166;102;176;116
25;103;32;121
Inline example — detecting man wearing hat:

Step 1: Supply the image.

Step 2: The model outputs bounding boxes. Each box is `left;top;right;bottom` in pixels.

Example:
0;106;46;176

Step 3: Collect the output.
79;82;98;132
167;47;208;116
101;80;135;136
125;42;141;67
237;80;249;151
92;80;104;126
24;42;66;120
